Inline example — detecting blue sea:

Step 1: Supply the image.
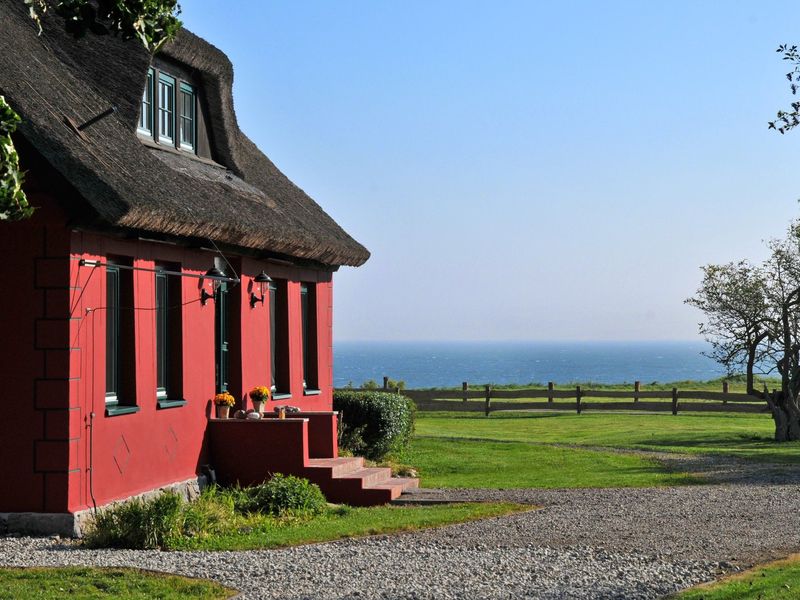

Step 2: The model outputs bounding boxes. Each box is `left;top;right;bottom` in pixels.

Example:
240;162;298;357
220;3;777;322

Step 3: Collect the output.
333;341;726;389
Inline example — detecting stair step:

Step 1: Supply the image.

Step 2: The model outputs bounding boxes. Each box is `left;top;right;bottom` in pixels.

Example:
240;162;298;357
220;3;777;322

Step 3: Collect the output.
343;467;392;487
368;477;420;492
307;457;363;477
367;477;420;500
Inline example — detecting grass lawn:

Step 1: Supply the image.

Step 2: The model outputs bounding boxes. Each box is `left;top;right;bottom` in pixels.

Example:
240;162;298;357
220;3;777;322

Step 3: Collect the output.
0;567;234;599
671;555;800;599
169;502;528;551
403;436;698;488
400;411;800;488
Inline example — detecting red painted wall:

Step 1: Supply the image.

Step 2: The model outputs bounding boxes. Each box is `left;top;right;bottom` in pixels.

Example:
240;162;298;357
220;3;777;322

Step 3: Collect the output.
0;168;73;513
64;235;335;513
0;153;337;514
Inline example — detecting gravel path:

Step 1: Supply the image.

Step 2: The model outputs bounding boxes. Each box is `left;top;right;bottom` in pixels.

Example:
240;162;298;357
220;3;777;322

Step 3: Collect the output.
1;455;799;599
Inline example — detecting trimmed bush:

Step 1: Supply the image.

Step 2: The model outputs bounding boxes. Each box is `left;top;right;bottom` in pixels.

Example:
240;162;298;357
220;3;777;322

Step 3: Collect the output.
84;491;183;549
334;390;416;461
235;474;327;516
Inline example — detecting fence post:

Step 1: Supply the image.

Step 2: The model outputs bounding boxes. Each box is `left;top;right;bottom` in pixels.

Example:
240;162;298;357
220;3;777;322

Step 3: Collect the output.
576;385;582;415
382;376;389;390
722;380;728;405
548;381;554;403
484;385;492;417
462;381;468;403
672;387;678;415
634;380;640;403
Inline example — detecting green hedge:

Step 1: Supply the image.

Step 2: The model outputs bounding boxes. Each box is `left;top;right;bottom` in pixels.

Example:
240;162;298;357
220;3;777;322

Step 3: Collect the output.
333;390;416;461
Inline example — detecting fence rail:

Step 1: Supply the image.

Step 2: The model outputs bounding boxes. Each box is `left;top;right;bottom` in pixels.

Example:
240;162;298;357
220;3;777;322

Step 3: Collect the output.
336;377;769;416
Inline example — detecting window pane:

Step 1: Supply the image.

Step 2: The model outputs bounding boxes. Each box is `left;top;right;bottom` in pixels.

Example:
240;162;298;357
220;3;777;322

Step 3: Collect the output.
269;284;276;390
301;283;317;390
138;68;154;134
158;73;175;142
301;284;308;388
156;272;168;398
271;280;290;393
215;283;230;393
106;267;119;401
179;83;195;151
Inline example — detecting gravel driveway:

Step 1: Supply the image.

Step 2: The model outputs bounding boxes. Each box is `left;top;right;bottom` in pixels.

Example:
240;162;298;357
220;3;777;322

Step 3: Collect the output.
1;457;799;599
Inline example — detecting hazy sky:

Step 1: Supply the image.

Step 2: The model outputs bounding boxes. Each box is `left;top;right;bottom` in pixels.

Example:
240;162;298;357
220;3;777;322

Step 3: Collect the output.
182;1;800;342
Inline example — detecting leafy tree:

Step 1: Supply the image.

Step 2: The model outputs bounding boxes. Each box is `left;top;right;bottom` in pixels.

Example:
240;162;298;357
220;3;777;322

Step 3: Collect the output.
686;261;770;396
769;44;800;134
24;0;182;52
691;222;800;441
760;226;800;440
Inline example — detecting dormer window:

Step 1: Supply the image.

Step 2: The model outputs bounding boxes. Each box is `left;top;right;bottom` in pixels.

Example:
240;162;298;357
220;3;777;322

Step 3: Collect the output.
138;61;204;157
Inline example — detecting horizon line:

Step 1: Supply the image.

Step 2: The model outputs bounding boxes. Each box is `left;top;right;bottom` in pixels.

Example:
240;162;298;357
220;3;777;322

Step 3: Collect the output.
333;338;707;344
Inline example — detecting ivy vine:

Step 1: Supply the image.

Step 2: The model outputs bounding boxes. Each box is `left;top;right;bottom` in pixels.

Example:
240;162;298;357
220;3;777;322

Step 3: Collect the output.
25;0;182;53
0;96;34;221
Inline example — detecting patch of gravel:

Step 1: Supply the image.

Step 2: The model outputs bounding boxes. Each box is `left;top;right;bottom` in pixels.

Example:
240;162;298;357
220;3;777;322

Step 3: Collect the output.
0;533;721;599
400;484;800;565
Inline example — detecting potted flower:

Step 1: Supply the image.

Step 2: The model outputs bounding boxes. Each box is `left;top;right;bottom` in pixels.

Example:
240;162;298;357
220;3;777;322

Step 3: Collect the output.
213;391;235;419
248;386;271;414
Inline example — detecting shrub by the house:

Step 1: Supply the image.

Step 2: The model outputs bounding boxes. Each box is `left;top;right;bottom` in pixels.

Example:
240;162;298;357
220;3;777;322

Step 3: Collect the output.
333;390;416;461
84;491;184;549
234;474;327;516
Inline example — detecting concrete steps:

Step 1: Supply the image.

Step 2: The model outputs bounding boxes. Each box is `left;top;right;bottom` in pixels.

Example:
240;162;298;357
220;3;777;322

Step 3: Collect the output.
305;457;419;506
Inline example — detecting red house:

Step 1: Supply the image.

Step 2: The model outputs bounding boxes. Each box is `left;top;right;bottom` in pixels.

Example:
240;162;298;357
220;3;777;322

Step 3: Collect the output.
0;4;416;536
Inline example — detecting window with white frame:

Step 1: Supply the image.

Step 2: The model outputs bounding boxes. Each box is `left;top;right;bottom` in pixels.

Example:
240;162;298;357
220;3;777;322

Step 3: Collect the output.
138;65;198;155
138;68;154;135
158;72;175;143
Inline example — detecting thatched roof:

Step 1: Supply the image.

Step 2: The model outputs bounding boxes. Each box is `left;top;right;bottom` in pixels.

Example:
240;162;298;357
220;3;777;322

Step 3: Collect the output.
0;3;369;268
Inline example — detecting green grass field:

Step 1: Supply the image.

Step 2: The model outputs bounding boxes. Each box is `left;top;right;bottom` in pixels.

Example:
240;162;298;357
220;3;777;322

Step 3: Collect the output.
399;411;797;488
403;436;698;488
672;555;800;599
0;567;234;599
169;502;528;551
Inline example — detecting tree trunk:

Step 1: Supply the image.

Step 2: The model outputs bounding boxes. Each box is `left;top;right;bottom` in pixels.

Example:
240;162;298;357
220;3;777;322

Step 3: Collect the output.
766;391;790;441
746;346;756;397
787;399;800;441
766;390;800;441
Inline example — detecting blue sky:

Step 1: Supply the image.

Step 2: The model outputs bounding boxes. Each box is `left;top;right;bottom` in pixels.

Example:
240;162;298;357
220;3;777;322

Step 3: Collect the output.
182;1;800;342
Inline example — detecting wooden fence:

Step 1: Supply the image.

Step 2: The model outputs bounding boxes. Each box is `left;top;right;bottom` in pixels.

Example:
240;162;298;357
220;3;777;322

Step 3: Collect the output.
338;377;769;416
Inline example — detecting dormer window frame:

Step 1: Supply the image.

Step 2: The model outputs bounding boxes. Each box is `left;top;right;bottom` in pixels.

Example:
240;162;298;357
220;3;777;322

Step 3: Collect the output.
179;82;196;152
138;65;197;156
157;71;175;144
138;68;154;135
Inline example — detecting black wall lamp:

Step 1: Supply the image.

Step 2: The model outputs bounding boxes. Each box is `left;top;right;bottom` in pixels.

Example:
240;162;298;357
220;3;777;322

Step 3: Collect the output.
250;270;272;308
201;266;226;305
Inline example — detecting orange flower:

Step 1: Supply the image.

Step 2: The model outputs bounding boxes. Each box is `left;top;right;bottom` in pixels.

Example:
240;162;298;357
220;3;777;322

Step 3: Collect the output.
249;386;271;402
214;391;235;406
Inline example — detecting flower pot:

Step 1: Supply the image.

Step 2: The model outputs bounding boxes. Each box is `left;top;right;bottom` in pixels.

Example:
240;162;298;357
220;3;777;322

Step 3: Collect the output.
216;405;230;419
252;400;264;414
